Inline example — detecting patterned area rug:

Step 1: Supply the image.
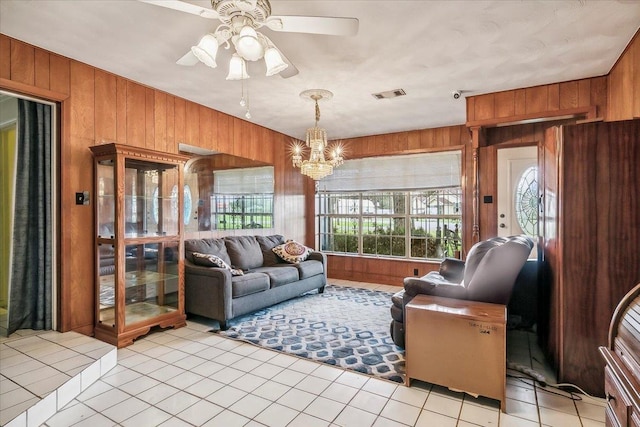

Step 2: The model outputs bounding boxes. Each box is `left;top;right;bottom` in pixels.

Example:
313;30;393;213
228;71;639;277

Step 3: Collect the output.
218;285;405;383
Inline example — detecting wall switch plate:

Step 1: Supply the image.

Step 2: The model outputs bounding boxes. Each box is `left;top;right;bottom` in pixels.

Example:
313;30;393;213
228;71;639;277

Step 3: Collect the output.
414;268;419;276
76;191;90;205
483;195;493;203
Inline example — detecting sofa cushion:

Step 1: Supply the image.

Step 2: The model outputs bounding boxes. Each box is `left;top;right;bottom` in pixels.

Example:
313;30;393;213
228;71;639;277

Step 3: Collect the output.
225;236;264;270
256;235;286;266
295;260;324;279
462;237;507;287
185;238;231;265
253;266;300;288
231;273;270;298
192;252;244;276
273;240;312;264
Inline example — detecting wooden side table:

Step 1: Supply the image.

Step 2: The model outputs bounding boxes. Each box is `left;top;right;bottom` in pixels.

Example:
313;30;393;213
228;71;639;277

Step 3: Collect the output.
405;294;507;412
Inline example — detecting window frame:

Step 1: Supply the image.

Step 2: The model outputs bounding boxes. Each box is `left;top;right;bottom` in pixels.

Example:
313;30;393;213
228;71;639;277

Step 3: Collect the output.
316;187;462;261
211;193;274;231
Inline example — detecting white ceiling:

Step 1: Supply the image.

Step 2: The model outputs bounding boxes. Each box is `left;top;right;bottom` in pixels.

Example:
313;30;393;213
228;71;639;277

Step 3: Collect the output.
1;1;638;141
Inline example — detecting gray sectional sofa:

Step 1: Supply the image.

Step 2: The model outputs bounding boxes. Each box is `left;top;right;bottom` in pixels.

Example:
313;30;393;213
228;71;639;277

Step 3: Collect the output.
184;235;327;329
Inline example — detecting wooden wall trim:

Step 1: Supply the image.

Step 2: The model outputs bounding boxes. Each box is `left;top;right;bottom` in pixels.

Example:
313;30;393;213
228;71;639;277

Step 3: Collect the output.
0;77;68;101
466;106;597;128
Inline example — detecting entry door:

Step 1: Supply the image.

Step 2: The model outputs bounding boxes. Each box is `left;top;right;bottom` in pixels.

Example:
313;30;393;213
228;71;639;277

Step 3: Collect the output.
497;146;538;259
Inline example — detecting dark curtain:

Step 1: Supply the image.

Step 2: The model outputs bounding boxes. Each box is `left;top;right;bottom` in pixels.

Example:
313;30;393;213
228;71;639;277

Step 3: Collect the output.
8;99;53;335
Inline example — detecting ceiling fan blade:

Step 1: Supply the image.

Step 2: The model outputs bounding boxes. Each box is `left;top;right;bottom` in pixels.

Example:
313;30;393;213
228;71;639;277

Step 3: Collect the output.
279;63;299;79
176;50;199;66
265;15;359;36
137;0;219;19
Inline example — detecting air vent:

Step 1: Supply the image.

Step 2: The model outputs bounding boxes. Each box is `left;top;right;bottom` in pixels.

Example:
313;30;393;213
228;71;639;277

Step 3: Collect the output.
372;89;406;100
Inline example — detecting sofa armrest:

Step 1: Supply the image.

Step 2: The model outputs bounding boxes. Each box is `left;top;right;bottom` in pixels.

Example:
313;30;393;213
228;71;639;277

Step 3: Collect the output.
308;251;326;263
184;261;234;321
307;251;327;280
185;262;229;279
439;258;465;283
403;276;468;300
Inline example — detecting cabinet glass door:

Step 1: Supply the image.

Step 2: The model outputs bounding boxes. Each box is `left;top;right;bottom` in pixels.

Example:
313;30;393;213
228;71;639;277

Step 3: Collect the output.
124;159;179;238
123;242;179;326
97;159;116;326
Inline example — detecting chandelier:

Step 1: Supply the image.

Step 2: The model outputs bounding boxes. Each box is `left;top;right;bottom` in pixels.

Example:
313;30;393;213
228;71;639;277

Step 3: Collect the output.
189;1;288;79
292;90;344;181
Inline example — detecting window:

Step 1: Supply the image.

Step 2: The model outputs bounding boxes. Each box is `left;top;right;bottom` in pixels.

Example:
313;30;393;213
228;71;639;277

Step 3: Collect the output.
317;151;462;260
515;166;538;236
211;166;274;230
183;184;193;226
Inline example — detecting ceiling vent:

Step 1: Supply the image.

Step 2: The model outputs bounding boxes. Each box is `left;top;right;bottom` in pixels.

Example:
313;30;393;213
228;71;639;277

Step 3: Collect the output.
372;89;406;100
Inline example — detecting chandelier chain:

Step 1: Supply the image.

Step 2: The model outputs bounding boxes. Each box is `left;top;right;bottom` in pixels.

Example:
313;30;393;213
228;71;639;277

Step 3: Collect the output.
315;99;320;125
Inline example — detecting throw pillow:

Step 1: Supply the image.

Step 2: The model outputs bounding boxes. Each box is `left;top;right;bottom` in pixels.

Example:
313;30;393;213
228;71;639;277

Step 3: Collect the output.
192;252;244;276
272;240;312;264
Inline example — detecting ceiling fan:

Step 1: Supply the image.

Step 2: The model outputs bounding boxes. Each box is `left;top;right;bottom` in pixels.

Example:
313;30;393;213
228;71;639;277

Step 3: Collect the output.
139;0;359;79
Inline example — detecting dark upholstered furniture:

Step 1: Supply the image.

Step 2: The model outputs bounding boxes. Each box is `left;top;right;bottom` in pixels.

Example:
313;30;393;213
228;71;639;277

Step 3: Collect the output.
184;235;326;330
390;235;534;347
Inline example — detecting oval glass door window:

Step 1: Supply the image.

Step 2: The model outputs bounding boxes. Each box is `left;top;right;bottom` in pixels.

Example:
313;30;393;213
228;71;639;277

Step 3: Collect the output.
183;184;192;225
515;166;538;236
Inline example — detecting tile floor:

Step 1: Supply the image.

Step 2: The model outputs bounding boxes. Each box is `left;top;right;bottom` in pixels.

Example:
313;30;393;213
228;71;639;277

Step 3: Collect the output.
2;280;606;426
0;329;116;426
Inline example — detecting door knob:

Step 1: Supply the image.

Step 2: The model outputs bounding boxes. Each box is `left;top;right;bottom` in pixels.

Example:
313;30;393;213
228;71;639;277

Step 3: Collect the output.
499;214;505;218
499;223;506;228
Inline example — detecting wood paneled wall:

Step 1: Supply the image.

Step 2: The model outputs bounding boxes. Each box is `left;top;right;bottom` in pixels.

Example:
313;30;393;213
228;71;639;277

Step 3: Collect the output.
315;125;470;286
0;35;305;335
541;120;640;396
465;76;608;243
467;76;608;125
607;29;640;121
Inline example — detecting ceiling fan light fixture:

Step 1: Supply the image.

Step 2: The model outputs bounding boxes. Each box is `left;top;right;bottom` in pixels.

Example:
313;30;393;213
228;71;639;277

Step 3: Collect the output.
234;0;258;12
236;25;264;61
226;53;250;80
264;46;288;76
191;33;219;68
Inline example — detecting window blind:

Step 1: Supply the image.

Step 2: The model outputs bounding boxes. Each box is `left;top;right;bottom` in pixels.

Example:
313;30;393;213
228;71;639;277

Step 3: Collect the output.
316;151;461;192
213;166;274;194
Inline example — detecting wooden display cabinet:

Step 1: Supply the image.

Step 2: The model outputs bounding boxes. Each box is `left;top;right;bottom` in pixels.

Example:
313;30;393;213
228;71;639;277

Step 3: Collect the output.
90;143;189;347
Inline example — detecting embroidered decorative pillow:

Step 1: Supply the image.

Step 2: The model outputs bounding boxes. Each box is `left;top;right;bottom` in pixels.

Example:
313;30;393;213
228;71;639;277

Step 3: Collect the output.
272;240;312;264
192;252;244;276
